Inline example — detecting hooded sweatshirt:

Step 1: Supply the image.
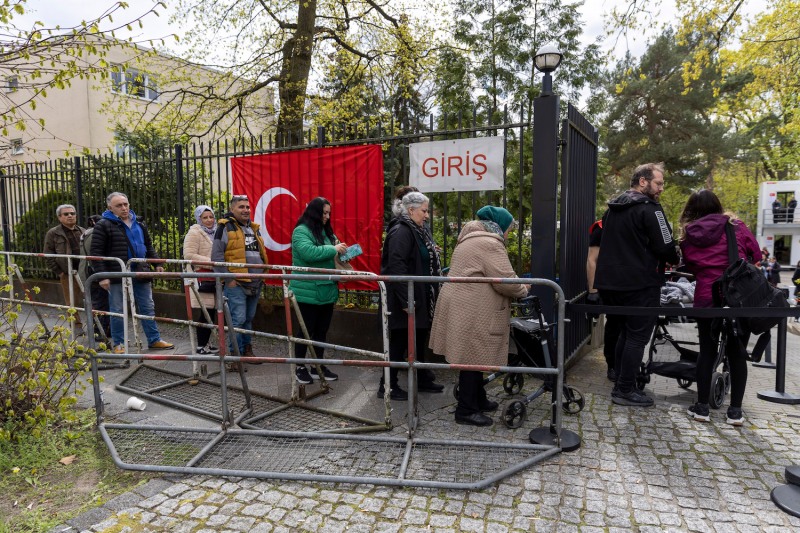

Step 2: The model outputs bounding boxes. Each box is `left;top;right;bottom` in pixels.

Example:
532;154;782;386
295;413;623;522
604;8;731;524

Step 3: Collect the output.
595;190;680;291
680;214;761;307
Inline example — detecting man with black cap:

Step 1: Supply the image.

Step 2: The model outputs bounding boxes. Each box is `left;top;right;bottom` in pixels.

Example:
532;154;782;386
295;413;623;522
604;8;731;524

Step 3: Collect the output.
595;163;680;407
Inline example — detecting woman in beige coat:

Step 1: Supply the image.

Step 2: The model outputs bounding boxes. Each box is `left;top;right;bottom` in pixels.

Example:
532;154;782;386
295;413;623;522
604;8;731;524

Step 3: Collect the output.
430;206;528;426
184;205;218;354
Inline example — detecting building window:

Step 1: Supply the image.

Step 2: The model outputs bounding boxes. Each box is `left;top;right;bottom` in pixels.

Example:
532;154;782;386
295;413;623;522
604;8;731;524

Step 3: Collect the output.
5;76;18;92
10;138;23;155
110;65;158;101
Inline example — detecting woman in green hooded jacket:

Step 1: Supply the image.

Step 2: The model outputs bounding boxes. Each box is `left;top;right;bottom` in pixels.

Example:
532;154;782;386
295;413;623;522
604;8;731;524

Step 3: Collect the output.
290;197;348;384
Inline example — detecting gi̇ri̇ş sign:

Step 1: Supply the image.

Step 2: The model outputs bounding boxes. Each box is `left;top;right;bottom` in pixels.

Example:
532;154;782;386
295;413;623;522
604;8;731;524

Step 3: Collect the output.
409;136;504;192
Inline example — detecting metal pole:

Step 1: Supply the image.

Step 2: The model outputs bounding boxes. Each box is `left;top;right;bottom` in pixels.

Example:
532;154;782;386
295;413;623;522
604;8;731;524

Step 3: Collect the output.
0;171;11;257
74;156;84;226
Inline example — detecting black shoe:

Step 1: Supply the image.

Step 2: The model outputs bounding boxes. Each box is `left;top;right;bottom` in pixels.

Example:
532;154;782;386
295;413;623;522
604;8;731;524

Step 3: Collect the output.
295;366;313;384
611;388;654;407
377;385;408;401
687;402;710;422
607;368;616;382
726;407;745;427
418;381;444;393
479;400;499;412
455;412;493;426
310;365;338;381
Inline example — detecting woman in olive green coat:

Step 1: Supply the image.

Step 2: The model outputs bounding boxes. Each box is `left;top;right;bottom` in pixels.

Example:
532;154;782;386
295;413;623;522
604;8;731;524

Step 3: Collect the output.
289;197;348;384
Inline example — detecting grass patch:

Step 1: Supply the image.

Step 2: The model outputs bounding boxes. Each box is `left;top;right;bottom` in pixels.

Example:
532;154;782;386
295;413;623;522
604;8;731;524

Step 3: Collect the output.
0;409;153;533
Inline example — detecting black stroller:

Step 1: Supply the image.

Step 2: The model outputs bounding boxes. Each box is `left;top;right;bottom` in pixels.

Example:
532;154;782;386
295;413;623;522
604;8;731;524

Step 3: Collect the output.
635;273;732;408
451;295;585;428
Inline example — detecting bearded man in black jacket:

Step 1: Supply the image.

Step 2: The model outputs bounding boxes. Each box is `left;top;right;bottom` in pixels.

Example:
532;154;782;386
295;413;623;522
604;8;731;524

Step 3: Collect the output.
595;163;680;407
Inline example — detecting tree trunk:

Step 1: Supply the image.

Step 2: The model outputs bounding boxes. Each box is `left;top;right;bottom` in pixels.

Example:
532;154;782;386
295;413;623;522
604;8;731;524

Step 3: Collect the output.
276;0;317;146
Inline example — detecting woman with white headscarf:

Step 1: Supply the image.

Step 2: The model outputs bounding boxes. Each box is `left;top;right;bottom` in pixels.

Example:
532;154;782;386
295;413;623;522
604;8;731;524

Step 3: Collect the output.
183;205;219;354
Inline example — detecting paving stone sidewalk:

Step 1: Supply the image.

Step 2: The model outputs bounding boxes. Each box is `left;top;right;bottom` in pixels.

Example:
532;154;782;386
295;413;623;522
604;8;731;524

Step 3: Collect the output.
49;321;800;533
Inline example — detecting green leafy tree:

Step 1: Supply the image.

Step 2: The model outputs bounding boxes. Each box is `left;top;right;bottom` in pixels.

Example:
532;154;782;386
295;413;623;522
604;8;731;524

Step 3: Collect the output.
601;30;742;192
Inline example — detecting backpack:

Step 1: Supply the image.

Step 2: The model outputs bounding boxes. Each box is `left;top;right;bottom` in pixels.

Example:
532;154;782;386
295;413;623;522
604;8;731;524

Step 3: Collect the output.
712;222;788;335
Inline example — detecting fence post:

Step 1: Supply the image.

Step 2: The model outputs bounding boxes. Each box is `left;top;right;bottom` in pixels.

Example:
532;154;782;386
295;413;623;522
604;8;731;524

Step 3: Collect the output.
175;144;185;237
0;170;10;255
317;126;326;147
74;156;84;226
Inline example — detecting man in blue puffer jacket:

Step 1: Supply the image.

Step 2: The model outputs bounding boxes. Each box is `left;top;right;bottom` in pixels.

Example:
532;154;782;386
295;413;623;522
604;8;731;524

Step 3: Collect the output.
90;191;174;353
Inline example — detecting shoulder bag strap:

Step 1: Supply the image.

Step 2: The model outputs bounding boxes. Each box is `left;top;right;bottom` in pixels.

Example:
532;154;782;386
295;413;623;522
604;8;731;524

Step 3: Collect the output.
724;221;738;266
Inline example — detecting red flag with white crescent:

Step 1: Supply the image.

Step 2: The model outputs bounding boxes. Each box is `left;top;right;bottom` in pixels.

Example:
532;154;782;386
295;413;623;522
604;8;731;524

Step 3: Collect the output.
230;145;384;289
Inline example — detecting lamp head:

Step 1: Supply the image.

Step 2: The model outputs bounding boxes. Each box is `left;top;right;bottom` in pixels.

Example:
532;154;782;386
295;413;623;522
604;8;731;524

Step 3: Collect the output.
534;44;563;73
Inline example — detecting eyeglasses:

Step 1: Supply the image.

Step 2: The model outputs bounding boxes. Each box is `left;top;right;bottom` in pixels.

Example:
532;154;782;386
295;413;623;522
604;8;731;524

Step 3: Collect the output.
60;212;76;216
231;194;248;201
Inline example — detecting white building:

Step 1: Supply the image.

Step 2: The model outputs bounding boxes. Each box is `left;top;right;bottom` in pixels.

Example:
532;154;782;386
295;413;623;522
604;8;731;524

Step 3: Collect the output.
757;180;800;267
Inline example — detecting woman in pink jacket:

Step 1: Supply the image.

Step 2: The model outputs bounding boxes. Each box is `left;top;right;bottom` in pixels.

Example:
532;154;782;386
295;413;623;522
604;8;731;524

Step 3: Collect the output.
679;190;761;426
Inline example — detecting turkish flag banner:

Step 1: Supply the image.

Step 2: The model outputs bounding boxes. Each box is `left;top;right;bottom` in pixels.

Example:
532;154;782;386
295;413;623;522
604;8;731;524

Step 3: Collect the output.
230;145;384;289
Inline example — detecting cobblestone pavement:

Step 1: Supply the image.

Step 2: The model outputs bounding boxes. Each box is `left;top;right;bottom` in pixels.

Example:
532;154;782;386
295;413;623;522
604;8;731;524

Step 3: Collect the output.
46;314;800;533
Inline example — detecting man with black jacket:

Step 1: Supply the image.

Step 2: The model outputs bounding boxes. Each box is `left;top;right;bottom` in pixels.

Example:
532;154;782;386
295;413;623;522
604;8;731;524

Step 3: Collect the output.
595;163;680;407
90;192;174;353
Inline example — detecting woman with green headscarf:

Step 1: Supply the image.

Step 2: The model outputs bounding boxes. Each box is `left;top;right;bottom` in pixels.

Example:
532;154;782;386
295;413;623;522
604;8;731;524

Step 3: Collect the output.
430;205;528;427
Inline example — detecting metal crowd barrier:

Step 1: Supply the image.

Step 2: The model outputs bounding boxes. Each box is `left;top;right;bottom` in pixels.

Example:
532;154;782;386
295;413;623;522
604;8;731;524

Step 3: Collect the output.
0;251;132;350
88;270;573;489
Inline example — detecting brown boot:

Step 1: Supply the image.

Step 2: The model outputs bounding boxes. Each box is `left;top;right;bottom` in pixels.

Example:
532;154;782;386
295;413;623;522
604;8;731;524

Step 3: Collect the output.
242;344;261;364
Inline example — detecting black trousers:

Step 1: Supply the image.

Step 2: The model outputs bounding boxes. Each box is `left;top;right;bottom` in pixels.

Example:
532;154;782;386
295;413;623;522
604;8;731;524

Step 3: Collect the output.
87;272;110;337
383;327;435;387
456;370;488;416
600;287;660;393
603;316;622;371
695;318;748;408
192;307;215;347
294;302;335;360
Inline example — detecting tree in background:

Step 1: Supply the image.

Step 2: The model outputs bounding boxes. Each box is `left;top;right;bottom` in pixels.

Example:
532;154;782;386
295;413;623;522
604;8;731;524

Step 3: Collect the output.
601;30;742;196
155;0;430;145
716;0;800;181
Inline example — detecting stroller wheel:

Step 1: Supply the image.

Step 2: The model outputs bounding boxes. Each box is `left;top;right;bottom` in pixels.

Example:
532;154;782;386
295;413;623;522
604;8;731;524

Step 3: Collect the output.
562;385;585;414
453;384;460;401
709;372;726;409
502;400;527;429
503;373;524;395
635;374;649;391
676;378;692;390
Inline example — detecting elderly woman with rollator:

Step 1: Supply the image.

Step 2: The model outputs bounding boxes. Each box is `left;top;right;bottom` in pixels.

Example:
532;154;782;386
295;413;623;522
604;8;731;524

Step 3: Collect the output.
380;190;445;400
430;206;528;426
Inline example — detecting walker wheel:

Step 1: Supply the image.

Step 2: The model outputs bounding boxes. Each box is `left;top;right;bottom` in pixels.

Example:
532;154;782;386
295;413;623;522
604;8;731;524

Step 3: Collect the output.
503;373;524;395
709;372;726;409
453;384;460;401
562;386;585;414
502;400;527;429
677;378;692;390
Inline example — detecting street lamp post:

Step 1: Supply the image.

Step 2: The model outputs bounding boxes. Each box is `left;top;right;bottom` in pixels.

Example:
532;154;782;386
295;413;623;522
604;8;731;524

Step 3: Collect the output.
528;45;581;452
530;45;563;321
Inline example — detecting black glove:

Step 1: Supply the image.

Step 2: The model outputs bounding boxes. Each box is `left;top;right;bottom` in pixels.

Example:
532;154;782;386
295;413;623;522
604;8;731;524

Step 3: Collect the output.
586;291;601;319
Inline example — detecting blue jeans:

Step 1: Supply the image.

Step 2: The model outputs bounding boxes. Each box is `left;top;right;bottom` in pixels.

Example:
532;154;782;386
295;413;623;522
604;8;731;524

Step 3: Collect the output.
224;284;259;354
108;281;162;347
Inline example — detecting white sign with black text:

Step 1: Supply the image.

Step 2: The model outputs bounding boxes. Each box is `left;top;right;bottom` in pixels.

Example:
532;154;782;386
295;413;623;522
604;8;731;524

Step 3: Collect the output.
409;136;504;192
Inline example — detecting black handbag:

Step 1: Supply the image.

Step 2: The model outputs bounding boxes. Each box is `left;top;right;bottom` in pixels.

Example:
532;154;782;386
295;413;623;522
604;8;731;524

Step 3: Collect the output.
712;223;788;335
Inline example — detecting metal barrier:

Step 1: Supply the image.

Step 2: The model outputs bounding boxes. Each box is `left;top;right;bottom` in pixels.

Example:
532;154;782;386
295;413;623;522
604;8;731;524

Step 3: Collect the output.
0;251;131;346
88;270;574;489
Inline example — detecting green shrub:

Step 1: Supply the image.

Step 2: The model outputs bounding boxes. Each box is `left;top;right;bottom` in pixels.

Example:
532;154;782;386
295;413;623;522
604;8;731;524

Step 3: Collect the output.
0;271;98;441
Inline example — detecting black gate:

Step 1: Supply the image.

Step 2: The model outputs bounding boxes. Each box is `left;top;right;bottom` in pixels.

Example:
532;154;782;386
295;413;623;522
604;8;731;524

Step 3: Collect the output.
559;103;598;361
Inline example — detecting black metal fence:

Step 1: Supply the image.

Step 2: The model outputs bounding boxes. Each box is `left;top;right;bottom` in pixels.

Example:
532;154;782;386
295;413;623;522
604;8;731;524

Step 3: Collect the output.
0;108;537;278
0;104;598;360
